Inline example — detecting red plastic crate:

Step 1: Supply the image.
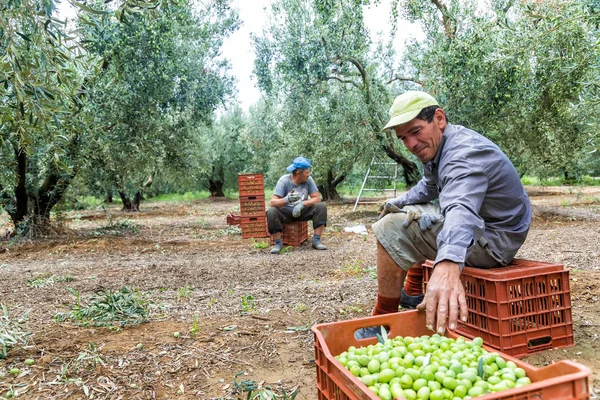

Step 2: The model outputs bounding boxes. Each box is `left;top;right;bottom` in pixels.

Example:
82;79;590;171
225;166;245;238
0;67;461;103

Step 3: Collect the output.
270;221;308;246
423;259;574;358
239;195;266;216
226;213;241;226
238;173;265;197
312;311;590;400
240;216;268;239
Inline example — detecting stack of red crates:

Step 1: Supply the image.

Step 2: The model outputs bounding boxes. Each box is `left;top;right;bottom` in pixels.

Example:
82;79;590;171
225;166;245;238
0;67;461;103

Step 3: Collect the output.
422;259;574;358
238;174;268;239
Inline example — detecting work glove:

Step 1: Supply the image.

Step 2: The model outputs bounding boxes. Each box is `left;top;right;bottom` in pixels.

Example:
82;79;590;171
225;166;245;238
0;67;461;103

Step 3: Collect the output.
292;202;305;218
402;210;439;231
378;198;405;219
285;190;301;205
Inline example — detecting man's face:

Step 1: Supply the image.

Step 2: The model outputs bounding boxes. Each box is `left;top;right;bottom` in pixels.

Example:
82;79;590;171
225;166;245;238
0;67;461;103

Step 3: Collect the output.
393;109;447;163
296;169;311;183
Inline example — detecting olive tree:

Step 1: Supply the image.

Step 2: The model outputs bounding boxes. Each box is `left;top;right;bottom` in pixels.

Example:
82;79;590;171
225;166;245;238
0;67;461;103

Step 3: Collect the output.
252;0;422;200
80;0;239;210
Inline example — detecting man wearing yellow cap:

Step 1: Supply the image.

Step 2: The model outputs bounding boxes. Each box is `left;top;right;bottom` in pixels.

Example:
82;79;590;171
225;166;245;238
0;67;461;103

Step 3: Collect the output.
361;91;532;337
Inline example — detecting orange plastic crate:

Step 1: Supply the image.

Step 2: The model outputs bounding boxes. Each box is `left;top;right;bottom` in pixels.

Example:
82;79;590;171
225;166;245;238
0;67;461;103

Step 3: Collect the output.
240;216;268;239
226;213;241;226
270;221;308;246
238;173;265;197
239;195;266;216
423;259;574;358
312;311;590;400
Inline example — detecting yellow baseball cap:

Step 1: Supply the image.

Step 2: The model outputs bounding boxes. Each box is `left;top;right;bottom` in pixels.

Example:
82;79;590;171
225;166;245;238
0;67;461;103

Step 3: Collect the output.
382;91;439;131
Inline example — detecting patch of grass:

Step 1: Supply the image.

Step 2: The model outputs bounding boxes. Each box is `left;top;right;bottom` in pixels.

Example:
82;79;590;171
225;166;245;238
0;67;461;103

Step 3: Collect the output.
521;175;600;186
190;314;200;337
55;287;150;328
177;286;194;300
341;259;365;275
240;294;255;313
77;196;106;209
90;219;139;237
250;238;269;249
0;304;31;359
280;245;293;254
217;371;299;400
151;191;211;202
27;274;76;288
213;225;242;237
293;303;307;313
339;305;364;315
57;342;106;382
194;218;211;229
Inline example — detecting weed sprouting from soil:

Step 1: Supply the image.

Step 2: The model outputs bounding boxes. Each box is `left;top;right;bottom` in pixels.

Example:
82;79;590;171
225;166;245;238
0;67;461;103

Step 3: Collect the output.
56;342;106;383
27;274;75;288
90;219;139;237
177;286;194;300
217;371;299;400
251;238;269;249
0;304;31;359
54;287;150;328
240;295;255;313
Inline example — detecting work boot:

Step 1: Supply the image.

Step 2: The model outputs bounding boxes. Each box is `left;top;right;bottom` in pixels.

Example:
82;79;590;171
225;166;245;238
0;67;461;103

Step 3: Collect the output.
400;288;424;309
312;240;327;250
354;325;390;340
270;242;283;254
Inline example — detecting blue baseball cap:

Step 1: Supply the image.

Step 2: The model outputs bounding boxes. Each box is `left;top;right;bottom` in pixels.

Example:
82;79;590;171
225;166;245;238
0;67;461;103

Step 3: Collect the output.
286;156;311;172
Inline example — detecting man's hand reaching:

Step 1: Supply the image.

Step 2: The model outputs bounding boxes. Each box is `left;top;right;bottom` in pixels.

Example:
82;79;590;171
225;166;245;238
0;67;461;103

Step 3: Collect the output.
417;260;468;334
378;199;405;219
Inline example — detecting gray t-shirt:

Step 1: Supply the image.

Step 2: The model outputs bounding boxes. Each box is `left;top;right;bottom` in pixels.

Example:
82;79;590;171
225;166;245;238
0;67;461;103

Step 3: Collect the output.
274;174;318;214
397;123;532;266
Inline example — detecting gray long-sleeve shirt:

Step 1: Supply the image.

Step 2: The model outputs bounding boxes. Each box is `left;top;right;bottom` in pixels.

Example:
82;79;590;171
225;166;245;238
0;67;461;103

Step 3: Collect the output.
399;123;532;267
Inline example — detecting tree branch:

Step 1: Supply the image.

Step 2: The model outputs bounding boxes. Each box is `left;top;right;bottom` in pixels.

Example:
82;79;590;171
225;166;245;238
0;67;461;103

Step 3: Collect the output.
386;75;425;86
346;56;368;87
326;75;361;89
431;0;456;39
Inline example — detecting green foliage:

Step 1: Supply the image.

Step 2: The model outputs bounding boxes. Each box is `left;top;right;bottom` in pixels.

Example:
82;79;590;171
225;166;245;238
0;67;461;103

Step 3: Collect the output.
150;191;212;202
240;295;255;313
57;342;106;382
55;287;150;328
78;0;240;206
0;305;31;359
401;0;599;179
216;371;299;400
90;219;139;237
27;274;76;288
197;106;255;196
251;0;407;199
251;238;269;249
177;286;194;300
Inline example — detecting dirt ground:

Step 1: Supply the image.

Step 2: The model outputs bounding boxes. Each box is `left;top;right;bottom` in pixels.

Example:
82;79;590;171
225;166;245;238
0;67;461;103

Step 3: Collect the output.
0;186;599;400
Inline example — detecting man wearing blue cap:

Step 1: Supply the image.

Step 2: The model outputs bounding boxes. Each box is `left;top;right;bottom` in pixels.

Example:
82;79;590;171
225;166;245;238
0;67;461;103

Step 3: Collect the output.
266;156;328;254
359;90;531;338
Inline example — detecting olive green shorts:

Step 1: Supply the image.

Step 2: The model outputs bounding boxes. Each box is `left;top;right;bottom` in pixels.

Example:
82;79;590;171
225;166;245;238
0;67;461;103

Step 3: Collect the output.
372;203;502;271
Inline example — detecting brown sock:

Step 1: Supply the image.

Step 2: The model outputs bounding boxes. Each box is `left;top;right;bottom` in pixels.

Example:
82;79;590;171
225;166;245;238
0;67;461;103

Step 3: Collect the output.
404;266;424;296
373;294;401;316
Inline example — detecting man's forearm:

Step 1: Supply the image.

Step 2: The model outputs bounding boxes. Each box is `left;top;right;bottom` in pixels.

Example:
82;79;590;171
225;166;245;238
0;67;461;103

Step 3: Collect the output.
270;197;288;208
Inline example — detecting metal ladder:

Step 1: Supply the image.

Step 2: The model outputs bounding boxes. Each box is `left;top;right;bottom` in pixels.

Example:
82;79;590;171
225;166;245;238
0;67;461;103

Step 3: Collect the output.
353;155;399;211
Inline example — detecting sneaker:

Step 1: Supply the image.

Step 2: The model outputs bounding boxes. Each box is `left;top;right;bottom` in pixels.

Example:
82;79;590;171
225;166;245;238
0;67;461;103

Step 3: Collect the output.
312;240;327;250
270;242;283;254
354;325;390;340
400;288;424;309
